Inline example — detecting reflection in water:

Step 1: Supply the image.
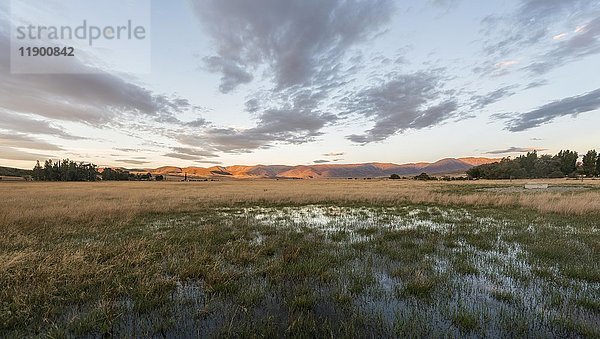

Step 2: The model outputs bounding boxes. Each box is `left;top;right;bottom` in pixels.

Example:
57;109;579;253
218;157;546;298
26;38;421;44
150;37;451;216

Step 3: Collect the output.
65;205;599;337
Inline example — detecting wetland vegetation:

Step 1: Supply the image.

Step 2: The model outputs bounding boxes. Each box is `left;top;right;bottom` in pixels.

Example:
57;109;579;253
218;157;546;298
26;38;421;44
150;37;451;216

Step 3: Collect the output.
1;180;599;337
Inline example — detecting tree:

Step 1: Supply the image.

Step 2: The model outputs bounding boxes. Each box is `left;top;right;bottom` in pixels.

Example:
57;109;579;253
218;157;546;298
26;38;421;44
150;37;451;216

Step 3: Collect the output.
60;159;69;181
516;151;538;178
555;150;578;176
102;168;130;181
467;165;483;179
415;172;432;181
155;175;164;181
32;161;43;181
43;160;53;181
533;155;562;178
597;154;600;177
389;174;401;180
34;159;98;181
467;150;583;179
102;168;114;181
582;150;598;177
496;158;527;179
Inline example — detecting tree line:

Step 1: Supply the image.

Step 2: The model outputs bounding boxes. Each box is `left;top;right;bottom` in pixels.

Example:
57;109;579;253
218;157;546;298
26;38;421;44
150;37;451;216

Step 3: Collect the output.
32;159;99;181
101;168;162;181
32;159;163;181
467;150;600;179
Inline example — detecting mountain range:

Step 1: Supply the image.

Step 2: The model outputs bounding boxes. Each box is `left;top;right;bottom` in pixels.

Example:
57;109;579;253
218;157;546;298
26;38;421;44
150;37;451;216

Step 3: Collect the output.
137;157;499;179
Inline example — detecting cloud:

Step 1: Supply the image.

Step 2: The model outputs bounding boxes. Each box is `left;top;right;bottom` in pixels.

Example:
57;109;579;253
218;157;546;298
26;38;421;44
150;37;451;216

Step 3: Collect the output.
252;109;337;141
115;159;150;165
524;80;548;90
163;153;205;161
186;0;396;152
525;16;600;75
197;108;338;153
553;33;568;41
0;133;63;151
504;87;600;131
342;71;459;143
485;146;548;154
469;85;517;110
481;0;594;55
477;0;598;78
0;146;53;161
113;148;148;153
171;147;217;158
184;118;208;128
196;160;223;165
323;152;345;157
473;60;520;77
0;31;194;128
191;0;394;92
313;158;343;164
517;0;591;21
495;60;519;68
0;111;83;140
163;146;218;161
428;0;460;9
204;56;254;94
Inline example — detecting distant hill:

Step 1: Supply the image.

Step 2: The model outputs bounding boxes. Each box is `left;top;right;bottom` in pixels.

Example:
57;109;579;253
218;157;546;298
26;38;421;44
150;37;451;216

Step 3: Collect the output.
2;157;499;180
0;166;32;178
458;157;501;166
135;157;499;179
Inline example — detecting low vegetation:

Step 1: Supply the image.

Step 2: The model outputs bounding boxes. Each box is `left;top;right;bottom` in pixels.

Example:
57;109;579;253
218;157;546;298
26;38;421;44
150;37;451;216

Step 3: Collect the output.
0;166;32;178
1;180;599;336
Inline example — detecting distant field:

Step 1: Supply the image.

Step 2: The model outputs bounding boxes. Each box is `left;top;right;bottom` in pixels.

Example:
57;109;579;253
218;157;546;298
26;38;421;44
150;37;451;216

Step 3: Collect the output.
2;179;600;219
1;180;599;337
0;176;26;181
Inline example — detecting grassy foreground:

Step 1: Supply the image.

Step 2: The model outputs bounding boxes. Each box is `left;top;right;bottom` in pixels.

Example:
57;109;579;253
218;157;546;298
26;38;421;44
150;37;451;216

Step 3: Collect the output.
1;180;599;337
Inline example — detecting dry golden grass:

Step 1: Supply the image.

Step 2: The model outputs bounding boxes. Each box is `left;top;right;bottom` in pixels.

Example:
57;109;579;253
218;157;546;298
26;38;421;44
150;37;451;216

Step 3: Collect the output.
1;179;599;229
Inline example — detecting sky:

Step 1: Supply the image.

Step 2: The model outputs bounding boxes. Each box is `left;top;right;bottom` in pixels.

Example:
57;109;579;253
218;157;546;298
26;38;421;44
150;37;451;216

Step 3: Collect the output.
1;0;600;169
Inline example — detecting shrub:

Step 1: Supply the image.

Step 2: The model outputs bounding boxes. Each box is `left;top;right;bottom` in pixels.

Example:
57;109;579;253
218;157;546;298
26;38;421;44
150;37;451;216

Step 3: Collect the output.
415;173;433;181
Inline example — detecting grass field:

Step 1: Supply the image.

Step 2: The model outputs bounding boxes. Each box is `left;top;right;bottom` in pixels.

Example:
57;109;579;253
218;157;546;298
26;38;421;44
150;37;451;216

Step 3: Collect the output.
1;179;599;337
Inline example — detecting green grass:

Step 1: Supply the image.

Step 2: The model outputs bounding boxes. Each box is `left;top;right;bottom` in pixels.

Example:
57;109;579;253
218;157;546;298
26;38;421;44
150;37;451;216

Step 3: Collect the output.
399;275;438;298
576;297;600;313
452;310;479;332
491;289;515;304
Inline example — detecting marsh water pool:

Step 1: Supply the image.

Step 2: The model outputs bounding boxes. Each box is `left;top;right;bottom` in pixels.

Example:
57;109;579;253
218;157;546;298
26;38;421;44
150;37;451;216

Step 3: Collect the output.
5;205;599;337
